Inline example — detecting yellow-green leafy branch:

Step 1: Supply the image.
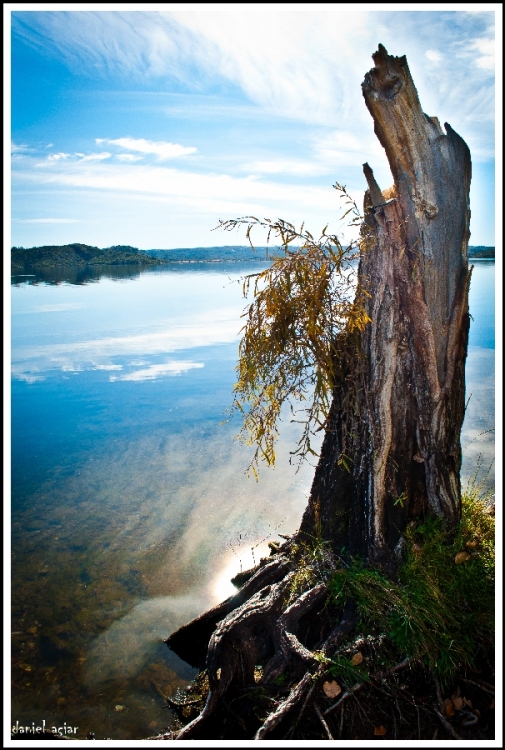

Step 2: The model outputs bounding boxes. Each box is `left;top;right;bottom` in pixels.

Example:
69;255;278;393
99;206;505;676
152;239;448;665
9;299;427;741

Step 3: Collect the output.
217;185;372;476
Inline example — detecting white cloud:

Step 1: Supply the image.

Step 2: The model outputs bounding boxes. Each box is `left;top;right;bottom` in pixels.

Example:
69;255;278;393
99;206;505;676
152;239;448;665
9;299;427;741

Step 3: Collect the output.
47;152;70;161
239;159;330;177
17;218;81;224
425;50;442;63
313;129;387;172
34;303;84;313
168;10;373;125
14;156;342;215
11;142;31;153
77;152;111;162
473;38;495;70
101;137;196;160
110;361;204;382
115;153;144;162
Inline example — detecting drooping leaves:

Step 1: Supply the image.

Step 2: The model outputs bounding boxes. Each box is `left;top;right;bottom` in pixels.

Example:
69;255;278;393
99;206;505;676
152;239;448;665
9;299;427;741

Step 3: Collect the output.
218;185;371;475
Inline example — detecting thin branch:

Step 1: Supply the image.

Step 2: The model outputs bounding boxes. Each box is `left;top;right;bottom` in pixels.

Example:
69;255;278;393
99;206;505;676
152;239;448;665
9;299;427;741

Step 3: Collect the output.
372;657;410;681
338;704;345;738
254;672;313;740
314;702;334;740
323;682;363;716
433;708;462;740
433;673;443;709
294;680;318;730
459;677;495;695
324;657;411;718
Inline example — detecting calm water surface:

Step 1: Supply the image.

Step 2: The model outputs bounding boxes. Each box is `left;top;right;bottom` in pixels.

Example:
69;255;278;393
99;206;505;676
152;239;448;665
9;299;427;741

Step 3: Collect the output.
10;261;495;739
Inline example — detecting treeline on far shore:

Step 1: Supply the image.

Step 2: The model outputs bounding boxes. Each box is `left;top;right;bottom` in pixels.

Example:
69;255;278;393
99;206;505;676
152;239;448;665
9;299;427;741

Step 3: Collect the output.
467;246;495;258
11;243;163;270
11;242;495;271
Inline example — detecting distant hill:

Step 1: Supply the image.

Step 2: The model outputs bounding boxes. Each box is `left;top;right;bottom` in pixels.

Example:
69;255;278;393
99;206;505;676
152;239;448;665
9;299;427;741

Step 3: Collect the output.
468;246;495;259
11;243;168;271
11;243;275;271
141;246;273;262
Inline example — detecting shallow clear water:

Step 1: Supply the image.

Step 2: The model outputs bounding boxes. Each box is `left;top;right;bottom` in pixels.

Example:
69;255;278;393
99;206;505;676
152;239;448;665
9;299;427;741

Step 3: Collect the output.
10;260;495;739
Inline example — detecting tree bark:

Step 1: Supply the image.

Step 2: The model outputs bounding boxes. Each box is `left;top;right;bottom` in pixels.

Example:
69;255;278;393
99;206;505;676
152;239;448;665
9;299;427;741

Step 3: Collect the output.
300;44;471;567
165;45;472;737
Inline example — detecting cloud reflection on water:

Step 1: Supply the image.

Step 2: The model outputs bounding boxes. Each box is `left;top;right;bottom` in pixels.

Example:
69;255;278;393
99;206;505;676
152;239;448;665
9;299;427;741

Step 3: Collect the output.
11;308;240;382
110;361;204;381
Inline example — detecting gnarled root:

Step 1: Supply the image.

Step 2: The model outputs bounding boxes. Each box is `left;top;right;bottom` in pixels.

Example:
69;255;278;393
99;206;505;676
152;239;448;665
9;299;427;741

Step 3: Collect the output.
166;555;293;668
169;540;355;741
175;571;295;739
261;582;328;685
254;599;358;740
171;561;357;741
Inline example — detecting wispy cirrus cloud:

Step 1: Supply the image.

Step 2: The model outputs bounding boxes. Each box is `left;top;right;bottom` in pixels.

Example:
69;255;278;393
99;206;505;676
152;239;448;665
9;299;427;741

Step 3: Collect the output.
76;152;112;162
115;153;144;163
13;154;342;214
14;218;82;224
96;137;196;160
12;10;495;126
239;158;330;177
11;142;31;153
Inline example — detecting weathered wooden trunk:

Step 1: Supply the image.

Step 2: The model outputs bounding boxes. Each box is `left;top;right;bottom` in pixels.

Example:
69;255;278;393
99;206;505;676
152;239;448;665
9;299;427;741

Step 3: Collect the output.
165;45;472;739
300;44;471;566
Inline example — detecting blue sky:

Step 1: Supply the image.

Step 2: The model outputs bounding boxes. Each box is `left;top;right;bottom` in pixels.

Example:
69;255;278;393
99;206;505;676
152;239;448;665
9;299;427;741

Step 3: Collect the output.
7;5;499;249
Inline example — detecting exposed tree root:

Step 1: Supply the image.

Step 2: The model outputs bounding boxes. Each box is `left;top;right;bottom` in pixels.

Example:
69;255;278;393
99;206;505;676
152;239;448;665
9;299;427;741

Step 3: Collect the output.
163;557;494;741
175;568;294;739
254;671;313;740
261;582;328;685
166;555;293;668
162;512;495;742
167;548;359;741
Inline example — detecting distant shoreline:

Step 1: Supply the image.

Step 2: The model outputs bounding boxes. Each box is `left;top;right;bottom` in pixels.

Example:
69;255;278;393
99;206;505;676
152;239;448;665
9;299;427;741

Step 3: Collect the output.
11;242;495;271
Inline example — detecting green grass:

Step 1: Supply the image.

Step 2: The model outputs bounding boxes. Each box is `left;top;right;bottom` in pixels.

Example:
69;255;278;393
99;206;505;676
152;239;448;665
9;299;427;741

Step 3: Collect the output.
328;493;494;687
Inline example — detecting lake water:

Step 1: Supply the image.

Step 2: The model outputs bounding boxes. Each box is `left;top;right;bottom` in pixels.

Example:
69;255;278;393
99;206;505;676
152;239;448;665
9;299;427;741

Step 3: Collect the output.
10;260;495;739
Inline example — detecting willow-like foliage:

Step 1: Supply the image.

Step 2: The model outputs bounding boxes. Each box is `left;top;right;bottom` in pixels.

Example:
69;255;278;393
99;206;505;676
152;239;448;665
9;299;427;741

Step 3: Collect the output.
218;185;371;477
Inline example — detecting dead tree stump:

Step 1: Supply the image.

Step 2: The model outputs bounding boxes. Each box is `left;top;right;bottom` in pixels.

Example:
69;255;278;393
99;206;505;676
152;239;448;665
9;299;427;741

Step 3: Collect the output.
166;44;472;739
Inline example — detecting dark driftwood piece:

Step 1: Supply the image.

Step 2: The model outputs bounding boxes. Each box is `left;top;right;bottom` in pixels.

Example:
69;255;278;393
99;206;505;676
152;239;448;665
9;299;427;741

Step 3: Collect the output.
166;45;472;739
